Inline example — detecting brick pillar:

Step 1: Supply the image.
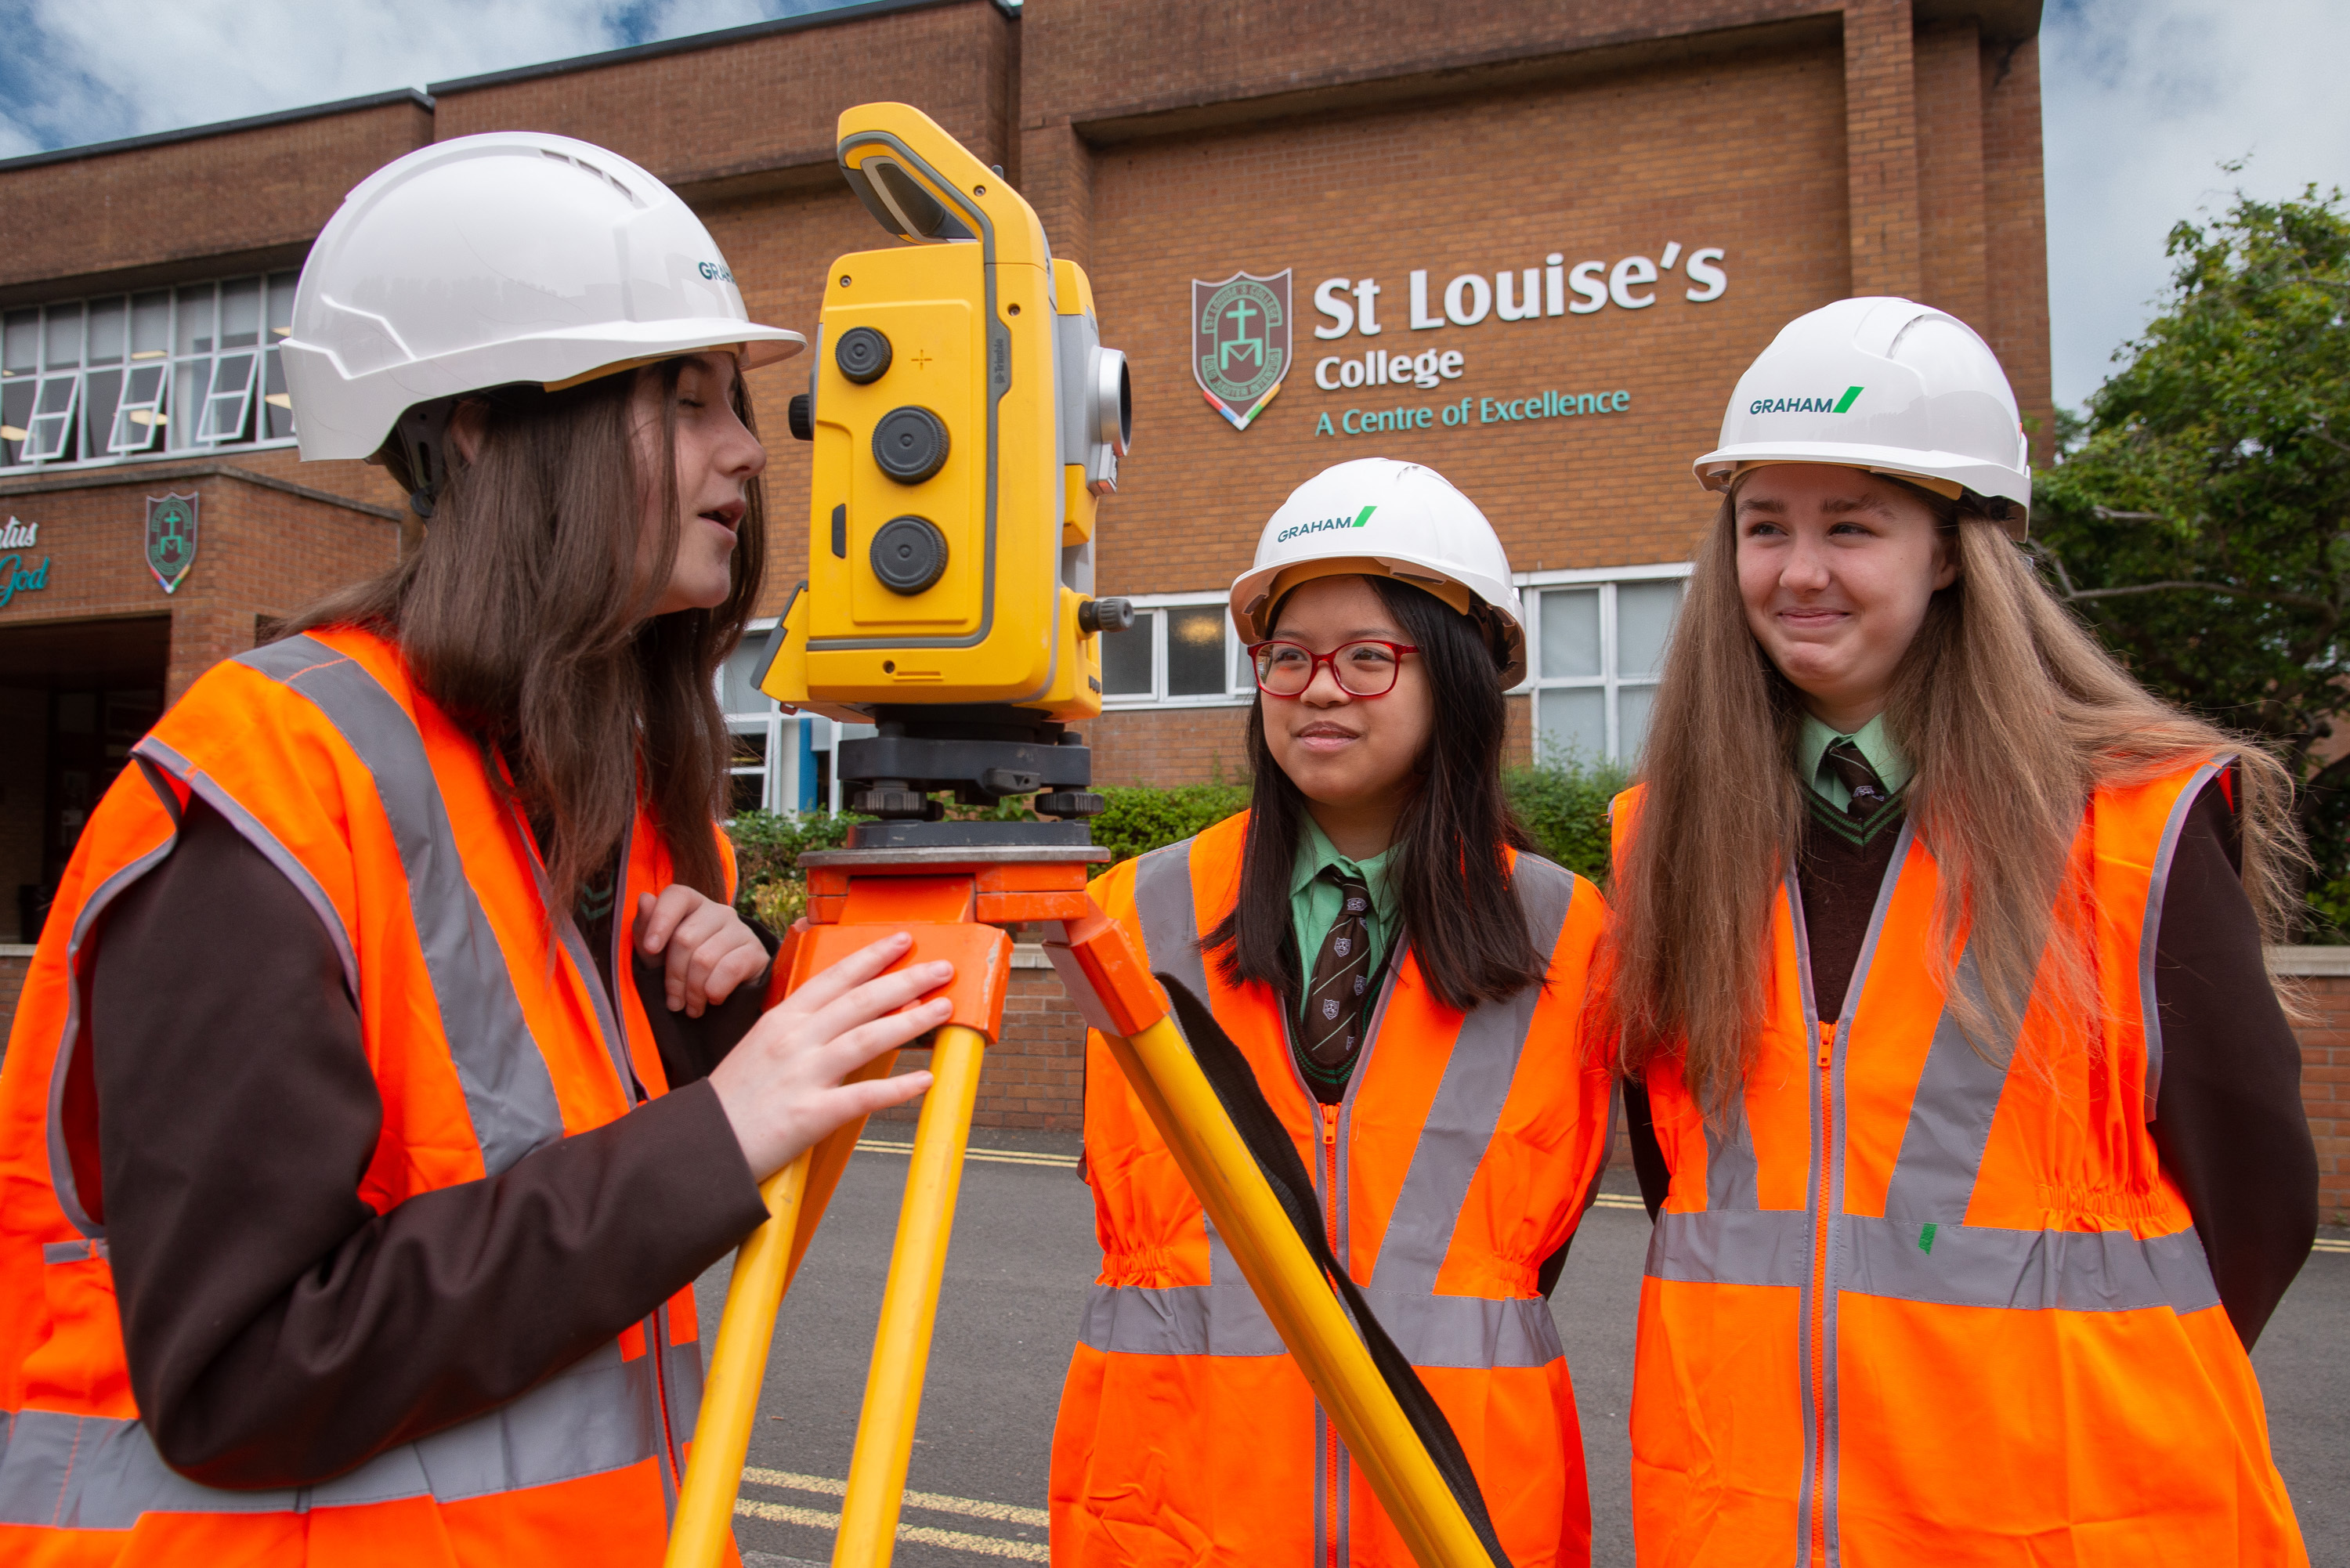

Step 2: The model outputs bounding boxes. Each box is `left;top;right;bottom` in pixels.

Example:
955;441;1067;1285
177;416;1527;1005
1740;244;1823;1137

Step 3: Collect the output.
1843;0;1923;300
1914;20;1989;331
1019;119;1094;269
1979;34;2055;466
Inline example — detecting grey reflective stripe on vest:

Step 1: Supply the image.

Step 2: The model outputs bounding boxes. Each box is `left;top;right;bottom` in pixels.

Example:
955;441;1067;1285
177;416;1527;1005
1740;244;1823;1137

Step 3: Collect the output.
136;736;360;1001
1087;840;1575;1369
1879;948;2008;1227
1084;839;1288;1359
232;636;564;1177
1841;1216;2220;1313
0;1339;667;1528
1358;856;1576;1369
2139;756;2227;1119
1645;1209;1810;1288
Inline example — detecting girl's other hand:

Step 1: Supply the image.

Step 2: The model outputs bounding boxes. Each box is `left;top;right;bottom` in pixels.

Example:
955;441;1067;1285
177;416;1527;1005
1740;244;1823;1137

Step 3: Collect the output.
707;932;943;1179
635;885;771;1017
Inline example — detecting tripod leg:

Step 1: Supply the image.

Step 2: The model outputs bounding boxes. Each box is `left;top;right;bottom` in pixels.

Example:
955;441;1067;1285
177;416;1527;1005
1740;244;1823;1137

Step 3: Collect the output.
666;1151;812;1568
830;1022;987;1567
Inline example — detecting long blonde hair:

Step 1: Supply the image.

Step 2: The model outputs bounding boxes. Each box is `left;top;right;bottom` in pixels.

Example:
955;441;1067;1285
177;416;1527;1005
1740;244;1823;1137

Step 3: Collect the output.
1607;484;2304;1115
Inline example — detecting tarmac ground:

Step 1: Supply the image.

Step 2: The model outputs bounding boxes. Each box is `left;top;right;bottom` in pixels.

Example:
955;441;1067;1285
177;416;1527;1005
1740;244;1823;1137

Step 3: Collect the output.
709;1128;2349;1566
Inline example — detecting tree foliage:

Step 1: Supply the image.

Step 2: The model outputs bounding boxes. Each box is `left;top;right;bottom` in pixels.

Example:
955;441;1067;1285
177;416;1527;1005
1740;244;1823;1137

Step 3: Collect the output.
2031;183;2350;934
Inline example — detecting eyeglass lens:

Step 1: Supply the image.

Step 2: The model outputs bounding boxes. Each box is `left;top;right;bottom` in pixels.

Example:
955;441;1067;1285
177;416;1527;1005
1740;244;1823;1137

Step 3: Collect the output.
1254;641;1402;696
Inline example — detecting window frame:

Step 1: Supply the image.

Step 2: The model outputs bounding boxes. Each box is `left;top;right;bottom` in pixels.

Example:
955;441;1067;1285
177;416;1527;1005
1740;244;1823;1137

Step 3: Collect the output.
1;272;301;474
715;619;880;818
1513;559;1693;763
1097;590;1253;710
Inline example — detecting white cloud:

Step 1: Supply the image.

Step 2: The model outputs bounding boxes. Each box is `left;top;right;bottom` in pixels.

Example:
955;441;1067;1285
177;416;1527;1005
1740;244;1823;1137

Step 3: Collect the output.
2041;0;2350;410
0;0;822;160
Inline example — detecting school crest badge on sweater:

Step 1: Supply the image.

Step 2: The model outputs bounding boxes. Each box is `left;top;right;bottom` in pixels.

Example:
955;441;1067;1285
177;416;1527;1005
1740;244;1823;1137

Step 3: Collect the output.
1192;269;1290;431
145;492;199;594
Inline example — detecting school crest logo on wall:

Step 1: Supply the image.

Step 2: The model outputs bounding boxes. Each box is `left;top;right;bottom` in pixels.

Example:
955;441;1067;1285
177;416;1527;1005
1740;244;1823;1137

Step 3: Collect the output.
145;493;199;594
1191;269;1291;431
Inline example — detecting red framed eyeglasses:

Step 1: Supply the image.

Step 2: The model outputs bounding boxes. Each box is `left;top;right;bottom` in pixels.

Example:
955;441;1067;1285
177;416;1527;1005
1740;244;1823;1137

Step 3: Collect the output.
1246;639;1421;698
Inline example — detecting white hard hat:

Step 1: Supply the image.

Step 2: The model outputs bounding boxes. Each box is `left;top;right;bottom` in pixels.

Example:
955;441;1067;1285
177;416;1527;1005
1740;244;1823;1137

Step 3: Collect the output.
1694;296;2031;536
1229;458;1528;685
281;132;804;462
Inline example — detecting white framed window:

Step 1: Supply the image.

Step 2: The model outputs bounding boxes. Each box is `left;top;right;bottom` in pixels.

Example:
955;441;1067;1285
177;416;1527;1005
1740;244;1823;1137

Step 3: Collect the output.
1099;592;1252;709
1516;562;1690;764
717;622;876;816
1;272;299;472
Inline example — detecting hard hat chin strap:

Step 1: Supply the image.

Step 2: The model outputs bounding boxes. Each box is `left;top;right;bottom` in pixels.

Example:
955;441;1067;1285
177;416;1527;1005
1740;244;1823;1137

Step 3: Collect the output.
389;400;458;519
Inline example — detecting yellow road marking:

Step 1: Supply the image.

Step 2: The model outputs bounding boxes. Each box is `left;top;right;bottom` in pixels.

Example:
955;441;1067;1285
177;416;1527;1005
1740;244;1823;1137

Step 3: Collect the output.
741;1467;1050;1527
1591;1193;1646;1211
732;1497;1047;1561
856;1137;1077;1170
2313;1237;2348;1255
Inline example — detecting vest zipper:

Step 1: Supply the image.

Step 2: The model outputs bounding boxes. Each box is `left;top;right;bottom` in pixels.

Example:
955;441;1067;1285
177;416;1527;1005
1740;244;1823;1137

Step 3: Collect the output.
1810;1018;1835;1563
1321;1100;1343;1566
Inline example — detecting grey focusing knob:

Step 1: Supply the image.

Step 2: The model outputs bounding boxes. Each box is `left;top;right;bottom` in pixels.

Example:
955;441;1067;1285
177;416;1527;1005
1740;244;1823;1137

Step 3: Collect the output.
835;327;891;385
1079;597;1135;634
872;406;949;483
871;516;949;595
786;393;813;442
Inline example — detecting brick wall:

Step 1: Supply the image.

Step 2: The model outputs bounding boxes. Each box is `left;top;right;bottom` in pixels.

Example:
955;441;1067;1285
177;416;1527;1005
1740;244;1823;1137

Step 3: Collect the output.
0;467;403;701
870;959;1086;1130
0;95;432;301
2300;973;2350;1225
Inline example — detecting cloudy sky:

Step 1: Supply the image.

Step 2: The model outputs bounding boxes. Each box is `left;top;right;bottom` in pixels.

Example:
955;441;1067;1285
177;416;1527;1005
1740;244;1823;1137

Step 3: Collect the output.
2;0;2341;413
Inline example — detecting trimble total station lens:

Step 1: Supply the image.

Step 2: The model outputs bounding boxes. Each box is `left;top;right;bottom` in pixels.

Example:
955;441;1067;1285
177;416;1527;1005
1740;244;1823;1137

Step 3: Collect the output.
872;405;948;483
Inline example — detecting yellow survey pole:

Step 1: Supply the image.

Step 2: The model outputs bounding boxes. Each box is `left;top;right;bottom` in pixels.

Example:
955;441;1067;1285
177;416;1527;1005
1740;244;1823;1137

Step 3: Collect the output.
1102;1015;1497;1568
830;1023;989;1567
664;1151;812;1568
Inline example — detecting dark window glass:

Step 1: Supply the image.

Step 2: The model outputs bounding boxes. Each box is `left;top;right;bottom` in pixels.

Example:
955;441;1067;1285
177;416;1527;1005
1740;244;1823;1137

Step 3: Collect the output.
1166;606;1229;696
1101;609;1155;695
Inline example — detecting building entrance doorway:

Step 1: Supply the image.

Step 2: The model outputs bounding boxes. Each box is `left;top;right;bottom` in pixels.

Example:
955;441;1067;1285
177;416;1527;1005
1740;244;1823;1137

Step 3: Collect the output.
0;615;170;942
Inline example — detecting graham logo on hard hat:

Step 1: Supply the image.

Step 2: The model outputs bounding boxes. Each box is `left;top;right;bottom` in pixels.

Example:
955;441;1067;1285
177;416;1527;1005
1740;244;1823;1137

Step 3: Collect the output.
1273;504;1376;544
1748;385;1864;416
1695;296;2034;537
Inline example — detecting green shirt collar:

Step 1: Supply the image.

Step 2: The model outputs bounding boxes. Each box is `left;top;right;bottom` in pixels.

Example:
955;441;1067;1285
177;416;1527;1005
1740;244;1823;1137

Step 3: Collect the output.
1795;712;1912;810
1291;817;1396;899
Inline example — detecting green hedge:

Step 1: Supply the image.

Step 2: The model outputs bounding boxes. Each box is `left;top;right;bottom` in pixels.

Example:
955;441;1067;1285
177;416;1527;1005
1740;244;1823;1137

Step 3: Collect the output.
724;756;1627;922
1504;755;1629;889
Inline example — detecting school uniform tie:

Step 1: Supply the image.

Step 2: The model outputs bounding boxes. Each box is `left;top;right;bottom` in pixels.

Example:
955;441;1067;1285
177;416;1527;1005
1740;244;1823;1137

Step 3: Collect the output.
1820;738;1893;822
1300;868;1376;1073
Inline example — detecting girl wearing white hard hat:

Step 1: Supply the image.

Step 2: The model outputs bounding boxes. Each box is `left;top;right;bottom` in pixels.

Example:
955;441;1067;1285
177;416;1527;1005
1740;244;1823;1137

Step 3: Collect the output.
1051;457;1615;1566
1603;297;2312;1563
0;134;947;1561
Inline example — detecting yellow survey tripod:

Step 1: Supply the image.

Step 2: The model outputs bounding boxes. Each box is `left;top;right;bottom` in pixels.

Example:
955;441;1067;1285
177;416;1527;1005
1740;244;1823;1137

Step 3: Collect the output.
665;102;1511;1568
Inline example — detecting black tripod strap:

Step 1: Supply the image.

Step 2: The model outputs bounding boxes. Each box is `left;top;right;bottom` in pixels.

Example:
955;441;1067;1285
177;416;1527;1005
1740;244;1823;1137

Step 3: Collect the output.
1157;975;1514;1568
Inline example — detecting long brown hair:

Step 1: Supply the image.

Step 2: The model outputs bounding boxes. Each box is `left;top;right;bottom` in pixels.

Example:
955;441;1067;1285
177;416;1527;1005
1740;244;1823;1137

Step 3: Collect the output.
1206;576;1545;1014
1607;482;2303;1116
282;359;764;916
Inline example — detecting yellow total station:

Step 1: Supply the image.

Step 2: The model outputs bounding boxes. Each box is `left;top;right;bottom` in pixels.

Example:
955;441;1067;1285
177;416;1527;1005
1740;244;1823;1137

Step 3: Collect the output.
757;101;1133;737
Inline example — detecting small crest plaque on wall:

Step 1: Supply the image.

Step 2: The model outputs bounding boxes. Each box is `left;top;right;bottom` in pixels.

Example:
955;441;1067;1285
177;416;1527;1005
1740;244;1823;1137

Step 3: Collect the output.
146;492;199;594
1191;269;1291;431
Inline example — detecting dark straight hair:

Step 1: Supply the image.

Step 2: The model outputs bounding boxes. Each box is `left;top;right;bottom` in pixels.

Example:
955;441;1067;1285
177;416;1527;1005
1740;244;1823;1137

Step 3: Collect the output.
1205;576;1543;1014
281;357;764;917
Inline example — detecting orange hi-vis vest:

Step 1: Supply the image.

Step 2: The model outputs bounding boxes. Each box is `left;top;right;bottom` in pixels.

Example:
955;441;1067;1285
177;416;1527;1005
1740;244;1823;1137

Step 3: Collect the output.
1612;761;2308;1566
1050;813;1615;1567
0;627;730;1566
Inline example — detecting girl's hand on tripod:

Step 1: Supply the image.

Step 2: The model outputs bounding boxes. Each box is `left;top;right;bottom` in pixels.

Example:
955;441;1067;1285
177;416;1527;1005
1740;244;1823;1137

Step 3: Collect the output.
709;930;945;1180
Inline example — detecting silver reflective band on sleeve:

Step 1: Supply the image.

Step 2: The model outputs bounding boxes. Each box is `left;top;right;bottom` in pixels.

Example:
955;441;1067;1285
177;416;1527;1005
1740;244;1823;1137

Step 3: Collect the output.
1646;1208;1810;1288
2138;757;2226;1119
0;1339;663;1529
233;637;564;1178
1841;1216;2222;1314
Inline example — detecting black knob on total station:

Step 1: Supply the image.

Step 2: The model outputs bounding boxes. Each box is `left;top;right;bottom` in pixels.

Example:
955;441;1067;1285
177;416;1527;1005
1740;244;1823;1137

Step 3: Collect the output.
835;327;891;385
786;393;813;442
1079;597;1135;634
871;515;949;595
872;406;949;483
